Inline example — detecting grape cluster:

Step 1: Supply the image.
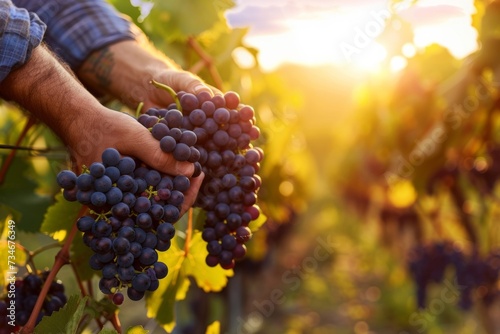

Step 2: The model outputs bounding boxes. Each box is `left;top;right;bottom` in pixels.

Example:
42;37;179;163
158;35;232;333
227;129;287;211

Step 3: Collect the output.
0;271;67;332
57;148;190;302
139;90;263;269
407;241;500;309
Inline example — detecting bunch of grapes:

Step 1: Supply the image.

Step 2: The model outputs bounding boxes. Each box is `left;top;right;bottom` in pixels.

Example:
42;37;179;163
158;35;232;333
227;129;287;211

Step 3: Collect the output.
57;148;190;302
0;271;67;332
407;241;500;309
139;89;263;269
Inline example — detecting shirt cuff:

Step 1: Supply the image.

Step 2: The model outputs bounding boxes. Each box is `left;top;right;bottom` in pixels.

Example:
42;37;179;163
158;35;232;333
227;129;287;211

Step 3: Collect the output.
12;0;138;69
0;1;46;82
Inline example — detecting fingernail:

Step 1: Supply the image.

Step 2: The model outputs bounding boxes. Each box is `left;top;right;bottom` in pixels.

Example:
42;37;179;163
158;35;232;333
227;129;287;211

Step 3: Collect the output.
193;84;205;94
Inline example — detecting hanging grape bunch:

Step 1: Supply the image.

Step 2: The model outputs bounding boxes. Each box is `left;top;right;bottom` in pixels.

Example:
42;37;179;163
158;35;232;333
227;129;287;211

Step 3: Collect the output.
57;148;186;302
0;271;67;332
55;81;263;303
139;81;263;270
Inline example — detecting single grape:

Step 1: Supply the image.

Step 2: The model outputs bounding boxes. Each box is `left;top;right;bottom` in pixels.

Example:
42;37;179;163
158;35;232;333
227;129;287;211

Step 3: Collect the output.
89;162;106;178
102;148;121;166
160;136;177;153
56;170;77;189
112;292;125;305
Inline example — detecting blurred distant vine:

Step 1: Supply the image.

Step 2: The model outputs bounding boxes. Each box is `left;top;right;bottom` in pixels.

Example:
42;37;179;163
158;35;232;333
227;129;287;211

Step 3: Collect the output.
338;0;500;330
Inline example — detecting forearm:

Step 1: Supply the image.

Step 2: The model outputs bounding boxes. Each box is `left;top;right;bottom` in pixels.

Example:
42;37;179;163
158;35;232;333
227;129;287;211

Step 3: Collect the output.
77;39;209;110
0;45;105;154
77;39;169;106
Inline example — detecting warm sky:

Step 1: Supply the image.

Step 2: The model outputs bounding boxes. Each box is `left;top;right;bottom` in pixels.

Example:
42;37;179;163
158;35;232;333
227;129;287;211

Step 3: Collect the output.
226;0;478;71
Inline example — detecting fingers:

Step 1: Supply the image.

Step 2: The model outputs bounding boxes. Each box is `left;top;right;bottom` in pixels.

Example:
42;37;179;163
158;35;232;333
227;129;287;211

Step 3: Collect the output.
130;131;195;177
179;172;205;216
158;69;220;97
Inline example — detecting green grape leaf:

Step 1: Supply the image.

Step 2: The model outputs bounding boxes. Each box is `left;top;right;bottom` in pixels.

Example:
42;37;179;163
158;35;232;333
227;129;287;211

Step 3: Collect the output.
41;192;82;242
146;231;233;332
70;230;95;280
85;297;118;320
0;157;52;232
34;295;88;334
144;0;235;42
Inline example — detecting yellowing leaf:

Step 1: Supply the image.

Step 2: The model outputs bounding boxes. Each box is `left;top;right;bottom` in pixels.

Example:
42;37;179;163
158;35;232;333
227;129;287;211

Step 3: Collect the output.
249;208;267;233
126;326;149;334
182;232;234;292
205;321;220;334
387;180;417;208
0;216;27;287
146;231;233;332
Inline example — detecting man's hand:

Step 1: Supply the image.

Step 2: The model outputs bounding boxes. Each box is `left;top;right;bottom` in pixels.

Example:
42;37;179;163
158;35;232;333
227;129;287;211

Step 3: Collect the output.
77;40;221;111
70;108;204;216
0;44;203;216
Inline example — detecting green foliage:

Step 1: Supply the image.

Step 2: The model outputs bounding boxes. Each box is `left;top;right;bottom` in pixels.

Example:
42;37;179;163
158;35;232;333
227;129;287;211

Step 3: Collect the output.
0;157;52;232
41;192;82;241
34;295;88;334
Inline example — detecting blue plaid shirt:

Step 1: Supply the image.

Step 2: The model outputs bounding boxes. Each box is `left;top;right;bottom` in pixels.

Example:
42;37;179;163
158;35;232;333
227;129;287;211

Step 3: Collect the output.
0;0;45;82
1;0;136;82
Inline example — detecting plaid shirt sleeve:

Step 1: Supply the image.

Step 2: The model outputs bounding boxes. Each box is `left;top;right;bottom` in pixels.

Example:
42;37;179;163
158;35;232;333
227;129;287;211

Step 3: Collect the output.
0;0;46;82
12;0;138;69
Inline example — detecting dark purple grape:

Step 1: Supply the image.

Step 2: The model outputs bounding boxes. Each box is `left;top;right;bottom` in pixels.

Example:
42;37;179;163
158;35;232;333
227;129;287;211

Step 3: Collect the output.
105;166;120;182
165;109;183;128
224;91;240;109
239;105;254;121
214;108;230;124
188;109;206;126
207;240;222;255
173;175;190;192
77;216;94;232
89;162;106;178
173;143;191;161
102;148;121;166
139;248;158;266
160;136;177;153
113;237;131;254
152;123;170;141
76;173;94;191
180;93;199;112
157;223;176;241
117;157;136;175
112;292;124;305
201;100;215;116
132;273;152;292
180;130;198;146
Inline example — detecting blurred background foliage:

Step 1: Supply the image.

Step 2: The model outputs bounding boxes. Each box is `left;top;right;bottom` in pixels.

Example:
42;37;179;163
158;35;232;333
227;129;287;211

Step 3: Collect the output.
1;0;500;333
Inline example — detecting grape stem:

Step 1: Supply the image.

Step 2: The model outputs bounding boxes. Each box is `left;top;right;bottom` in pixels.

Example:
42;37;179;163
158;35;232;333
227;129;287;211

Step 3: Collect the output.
20;206;87;334
135;101;144;119
184;208;194;256
150;79;182;111
0;116;36;185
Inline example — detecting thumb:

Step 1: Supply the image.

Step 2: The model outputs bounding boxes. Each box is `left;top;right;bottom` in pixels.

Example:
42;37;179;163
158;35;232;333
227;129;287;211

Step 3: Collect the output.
115;114;195;177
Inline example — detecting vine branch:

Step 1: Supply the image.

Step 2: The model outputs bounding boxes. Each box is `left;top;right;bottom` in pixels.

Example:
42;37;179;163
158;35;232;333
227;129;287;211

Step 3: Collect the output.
184;208;194;256
20;206;87;334
0;116;36;185
187;36;224;90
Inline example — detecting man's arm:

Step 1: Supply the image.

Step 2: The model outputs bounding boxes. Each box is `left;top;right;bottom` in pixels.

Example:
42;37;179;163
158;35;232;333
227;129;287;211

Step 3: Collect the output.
12;0;216;110
0;44;203;213
77;39;216;111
